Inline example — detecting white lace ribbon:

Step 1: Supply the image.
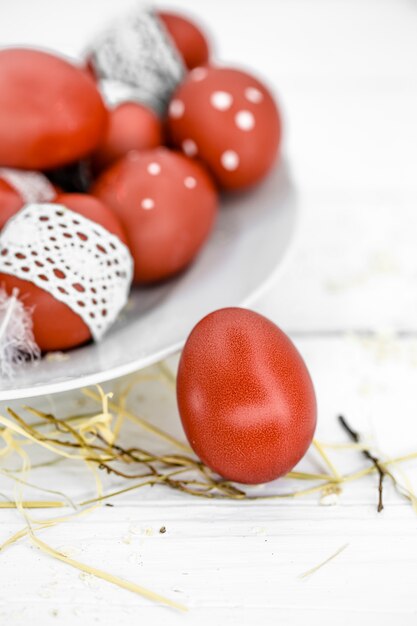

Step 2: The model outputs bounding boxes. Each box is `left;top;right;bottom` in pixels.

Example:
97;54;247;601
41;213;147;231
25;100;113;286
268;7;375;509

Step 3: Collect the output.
0;204;133;341
88;6;185;115
0;168;55;204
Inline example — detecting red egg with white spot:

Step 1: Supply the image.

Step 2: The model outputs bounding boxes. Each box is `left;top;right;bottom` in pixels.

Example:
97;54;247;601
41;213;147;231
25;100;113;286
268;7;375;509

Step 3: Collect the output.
92;102;163;172
167;67;282;190
0;195;131;352
158;11;210;70
92;148;218;283
0;49;108;170
0;169;57;230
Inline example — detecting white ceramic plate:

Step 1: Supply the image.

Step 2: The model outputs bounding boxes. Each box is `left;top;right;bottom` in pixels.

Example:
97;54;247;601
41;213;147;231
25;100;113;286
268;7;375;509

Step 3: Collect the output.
1;164;297;401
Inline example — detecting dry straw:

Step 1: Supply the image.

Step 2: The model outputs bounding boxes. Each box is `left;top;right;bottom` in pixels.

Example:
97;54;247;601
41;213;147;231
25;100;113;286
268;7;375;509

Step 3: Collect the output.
0;364;416;610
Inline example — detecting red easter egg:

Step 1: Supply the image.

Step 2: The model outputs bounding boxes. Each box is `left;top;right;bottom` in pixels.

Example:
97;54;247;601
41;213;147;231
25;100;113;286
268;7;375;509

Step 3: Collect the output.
93;102;163;172
167;67;282;190
93;148;218;283
55;193;128;244
0;195;128;352
177;308;317;484
0;49;108;170
158;11;210;70
0;170;57;229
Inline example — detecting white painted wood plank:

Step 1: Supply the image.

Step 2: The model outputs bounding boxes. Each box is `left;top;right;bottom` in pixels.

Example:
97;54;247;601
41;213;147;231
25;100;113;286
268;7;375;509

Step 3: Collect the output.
1;505;417;626
1;335;417;626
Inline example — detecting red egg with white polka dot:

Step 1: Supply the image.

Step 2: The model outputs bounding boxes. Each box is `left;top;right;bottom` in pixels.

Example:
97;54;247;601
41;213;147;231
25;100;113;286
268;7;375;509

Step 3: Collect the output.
0;195;132;352
167;67;282;190
92;102;163;172
92;147;218;283
0;169;57;230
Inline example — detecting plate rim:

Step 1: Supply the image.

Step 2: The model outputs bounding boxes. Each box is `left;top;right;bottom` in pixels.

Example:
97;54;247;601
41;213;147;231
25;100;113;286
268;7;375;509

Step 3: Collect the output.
1;183;299;402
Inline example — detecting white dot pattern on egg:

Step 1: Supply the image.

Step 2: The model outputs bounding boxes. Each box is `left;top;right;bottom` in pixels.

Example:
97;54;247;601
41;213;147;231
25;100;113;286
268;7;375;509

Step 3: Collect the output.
141;198;155;210
235;110;255;131
169;99;185;119
182;139;198;157
190;67;208;82
245;87;264;103
147;162;161;175
184;176;197;189
221;150;240;171
211;91;233;111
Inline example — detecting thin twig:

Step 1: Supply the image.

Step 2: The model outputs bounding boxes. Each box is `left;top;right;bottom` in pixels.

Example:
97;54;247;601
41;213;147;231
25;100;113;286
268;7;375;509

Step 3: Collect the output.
338;415;385;512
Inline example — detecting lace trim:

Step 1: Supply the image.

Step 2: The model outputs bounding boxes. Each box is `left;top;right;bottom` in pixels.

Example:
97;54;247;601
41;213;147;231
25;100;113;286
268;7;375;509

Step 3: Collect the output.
0;204;133;341
0;168;55;204
88;6;185;115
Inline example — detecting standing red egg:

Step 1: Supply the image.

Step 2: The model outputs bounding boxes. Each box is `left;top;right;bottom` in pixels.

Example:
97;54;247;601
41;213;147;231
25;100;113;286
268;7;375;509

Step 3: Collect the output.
177;308;317;484
0;196;132;352
93;148;218;283
92;102;163;172
0;49;108;170
158;11;210;70
168;67;282;190
0;169;57;230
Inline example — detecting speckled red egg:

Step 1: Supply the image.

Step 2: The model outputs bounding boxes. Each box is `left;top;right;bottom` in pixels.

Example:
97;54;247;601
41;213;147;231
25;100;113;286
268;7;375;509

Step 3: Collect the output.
92;148;218;283
167;67;282;190
177;308;317;484
158;11;210;70
0;194;128;352
0;49;108;170
0;169;57;230
92;102;163;172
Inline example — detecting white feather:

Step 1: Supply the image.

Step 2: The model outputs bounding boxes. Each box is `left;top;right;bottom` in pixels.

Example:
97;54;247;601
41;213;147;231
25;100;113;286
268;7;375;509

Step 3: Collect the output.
0;288;40;378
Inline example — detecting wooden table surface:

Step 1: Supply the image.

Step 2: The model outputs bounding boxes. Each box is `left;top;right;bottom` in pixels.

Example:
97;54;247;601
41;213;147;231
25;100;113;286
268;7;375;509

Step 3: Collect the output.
1;1;417;624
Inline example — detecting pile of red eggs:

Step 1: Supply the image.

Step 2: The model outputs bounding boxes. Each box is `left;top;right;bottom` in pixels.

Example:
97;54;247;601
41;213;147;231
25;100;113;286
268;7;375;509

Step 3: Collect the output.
0;8;319;488
0;7;282;355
